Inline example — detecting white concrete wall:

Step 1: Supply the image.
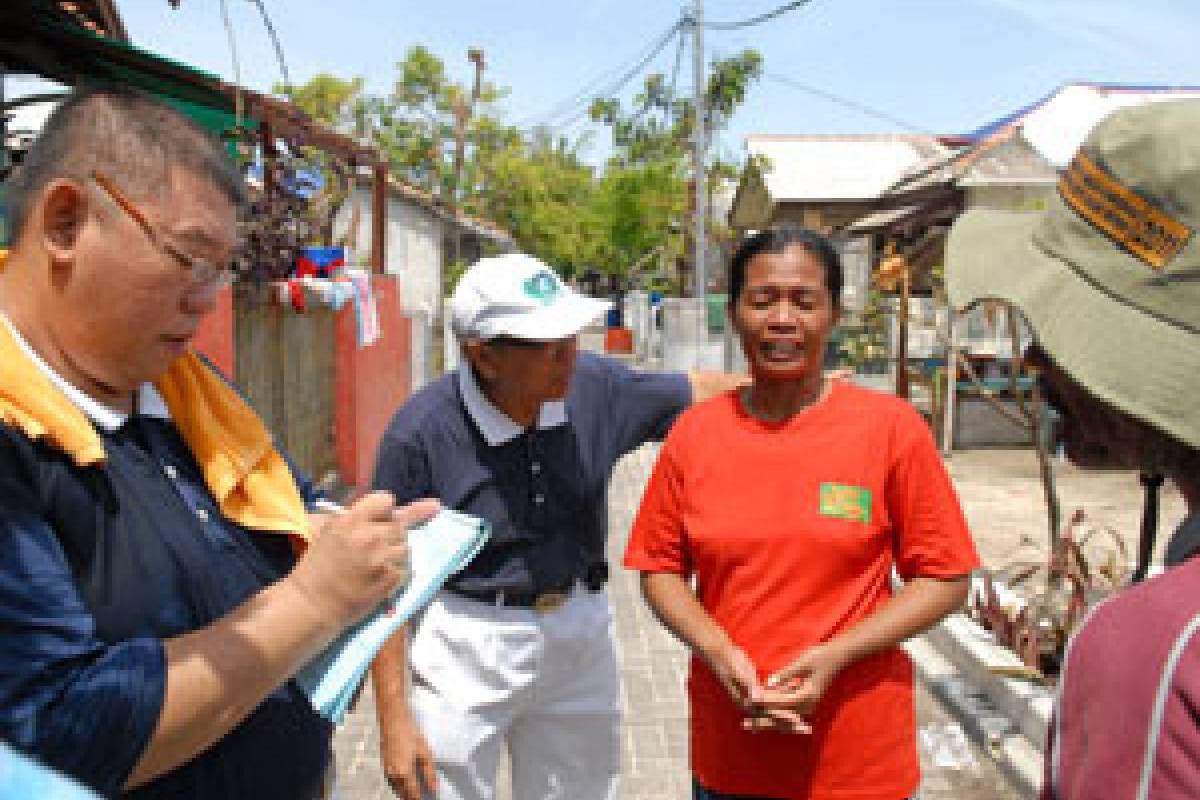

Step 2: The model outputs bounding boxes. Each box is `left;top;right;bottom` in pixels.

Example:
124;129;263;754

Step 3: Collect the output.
836;235;871;313
660;298;725;371
333;186;444;319
333;187;449;387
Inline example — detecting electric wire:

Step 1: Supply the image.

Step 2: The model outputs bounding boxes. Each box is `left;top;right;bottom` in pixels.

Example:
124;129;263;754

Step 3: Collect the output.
217;0;244;126
706;0;814;31
666;17;687;116
519;20;681;130
541;21;681;133
248;0;292;90
762;70;930;134
540;19;683;134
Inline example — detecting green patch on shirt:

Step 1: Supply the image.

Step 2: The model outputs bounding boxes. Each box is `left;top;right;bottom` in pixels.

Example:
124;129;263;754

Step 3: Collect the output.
819;483;873;523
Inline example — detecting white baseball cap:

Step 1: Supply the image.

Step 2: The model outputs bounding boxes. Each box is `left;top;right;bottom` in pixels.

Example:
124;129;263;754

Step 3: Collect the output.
449;253;612;341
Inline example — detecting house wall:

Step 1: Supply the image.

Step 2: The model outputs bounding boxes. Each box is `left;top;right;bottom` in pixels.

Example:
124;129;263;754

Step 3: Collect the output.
196;277;413;491
836;236;871;313
334;276;412;489
335;187;444;390
770;201;881;233
334;186;444;317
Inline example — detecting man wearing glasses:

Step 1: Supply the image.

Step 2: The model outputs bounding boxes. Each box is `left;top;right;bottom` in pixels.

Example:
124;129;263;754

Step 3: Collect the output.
370;254;740;800
0;85;438;799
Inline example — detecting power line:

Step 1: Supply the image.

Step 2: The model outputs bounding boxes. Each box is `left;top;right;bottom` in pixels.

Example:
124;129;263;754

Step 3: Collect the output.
524;60;627;129
666;16;687;110
544;20;684;134
544;20;682;131
623;24;688;130
519;19;681;130
217;0;243;124
706;0;814;31
247;0;292;90
762;70;930;134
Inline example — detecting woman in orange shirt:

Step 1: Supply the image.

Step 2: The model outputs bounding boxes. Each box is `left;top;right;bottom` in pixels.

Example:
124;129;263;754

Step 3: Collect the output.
624;226;979;800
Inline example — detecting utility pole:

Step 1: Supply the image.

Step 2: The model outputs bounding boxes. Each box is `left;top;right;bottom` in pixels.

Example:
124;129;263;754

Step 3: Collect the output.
452;48;486;203
451;47;485;266
691;0;706;300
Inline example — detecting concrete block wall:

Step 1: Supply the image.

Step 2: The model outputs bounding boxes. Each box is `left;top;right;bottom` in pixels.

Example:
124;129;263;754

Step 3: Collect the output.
660;298;725;371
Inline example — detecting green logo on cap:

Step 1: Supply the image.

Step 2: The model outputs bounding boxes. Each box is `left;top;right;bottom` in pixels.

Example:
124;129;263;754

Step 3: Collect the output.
523;270;562;305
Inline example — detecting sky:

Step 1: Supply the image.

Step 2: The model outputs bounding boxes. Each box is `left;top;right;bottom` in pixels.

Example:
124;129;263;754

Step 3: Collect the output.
38;0;1200;164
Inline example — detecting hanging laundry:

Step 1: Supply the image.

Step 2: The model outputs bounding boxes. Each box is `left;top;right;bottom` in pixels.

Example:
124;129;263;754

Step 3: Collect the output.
287;280;307;312
294;246;346;279
325;280;356;311
344;269;380;348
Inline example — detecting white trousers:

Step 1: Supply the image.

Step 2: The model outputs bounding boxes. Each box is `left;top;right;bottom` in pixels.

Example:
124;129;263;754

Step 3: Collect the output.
408;587;621;800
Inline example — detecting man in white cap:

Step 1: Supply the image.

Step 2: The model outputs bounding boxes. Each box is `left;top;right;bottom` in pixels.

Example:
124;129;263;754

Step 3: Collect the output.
946;99;1200;798
370;253;738;800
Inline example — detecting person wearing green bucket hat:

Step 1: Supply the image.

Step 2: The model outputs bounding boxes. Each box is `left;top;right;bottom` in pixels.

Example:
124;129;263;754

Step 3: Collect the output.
946;98;1200;799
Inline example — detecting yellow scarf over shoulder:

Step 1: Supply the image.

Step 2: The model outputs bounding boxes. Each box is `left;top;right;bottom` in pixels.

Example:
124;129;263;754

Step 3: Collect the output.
0;321;311;544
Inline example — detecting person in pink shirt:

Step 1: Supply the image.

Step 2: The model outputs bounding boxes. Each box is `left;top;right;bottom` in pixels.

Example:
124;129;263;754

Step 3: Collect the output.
946;99;1200;799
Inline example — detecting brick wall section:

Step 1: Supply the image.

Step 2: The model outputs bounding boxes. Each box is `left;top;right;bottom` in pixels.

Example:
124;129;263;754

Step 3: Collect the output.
335;276;411;488
191;285;235;375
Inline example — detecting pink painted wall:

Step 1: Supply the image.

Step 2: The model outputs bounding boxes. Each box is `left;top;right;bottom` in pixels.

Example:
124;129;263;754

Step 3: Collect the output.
334;277;412;489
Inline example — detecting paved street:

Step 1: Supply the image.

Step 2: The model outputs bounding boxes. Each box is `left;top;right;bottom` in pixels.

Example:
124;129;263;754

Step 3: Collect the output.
333;444;1026;800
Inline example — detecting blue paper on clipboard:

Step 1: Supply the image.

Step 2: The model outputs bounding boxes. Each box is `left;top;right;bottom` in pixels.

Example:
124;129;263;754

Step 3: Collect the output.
294;508;490;723
0;743;100;799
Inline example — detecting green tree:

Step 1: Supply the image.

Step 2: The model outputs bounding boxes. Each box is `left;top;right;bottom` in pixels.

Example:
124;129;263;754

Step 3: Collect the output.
470;132;598;278
277;47;764;289
377;45;511;200
275;73;365;130
588;49;764;285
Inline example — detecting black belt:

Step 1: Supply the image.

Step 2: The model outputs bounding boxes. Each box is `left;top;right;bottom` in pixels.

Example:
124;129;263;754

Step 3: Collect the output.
447;563;609;611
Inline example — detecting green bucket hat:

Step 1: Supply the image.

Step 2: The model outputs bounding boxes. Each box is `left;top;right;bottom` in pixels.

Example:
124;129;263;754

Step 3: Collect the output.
946;98;1200;451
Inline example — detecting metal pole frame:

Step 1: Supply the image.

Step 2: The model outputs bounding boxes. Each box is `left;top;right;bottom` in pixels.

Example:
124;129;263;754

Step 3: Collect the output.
942;306;959;455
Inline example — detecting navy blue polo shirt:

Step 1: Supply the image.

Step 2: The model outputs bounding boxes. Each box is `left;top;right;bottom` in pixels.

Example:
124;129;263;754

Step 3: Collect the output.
0;331;330;800
372;352;691;594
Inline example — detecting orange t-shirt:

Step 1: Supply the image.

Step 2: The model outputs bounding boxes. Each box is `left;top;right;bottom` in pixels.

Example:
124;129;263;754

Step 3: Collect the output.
624;381;980;799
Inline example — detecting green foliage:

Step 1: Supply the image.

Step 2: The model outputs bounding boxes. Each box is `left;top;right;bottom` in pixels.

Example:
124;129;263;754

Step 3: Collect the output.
588;162;687;276
837;288;891;370
279;45;762;288
275;73;365;130
469;135;597;278
589;49;763;280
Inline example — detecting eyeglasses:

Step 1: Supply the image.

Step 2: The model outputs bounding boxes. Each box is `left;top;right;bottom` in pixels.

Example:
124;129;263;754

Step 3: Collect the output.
90;170;235;290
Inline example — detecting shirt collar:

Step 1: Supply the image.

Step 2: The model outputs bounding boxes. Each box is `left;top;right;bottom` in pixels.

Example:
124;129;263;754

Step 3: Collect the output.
457;360;567;447
2;315;171;433
1165;509;1200;568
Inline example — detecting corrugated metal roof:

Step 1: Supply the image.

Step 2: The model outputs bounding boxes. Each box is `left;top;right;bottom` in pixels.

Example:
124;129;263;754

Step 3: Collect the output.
1021;83;1200;167
887;83;1200;196
846;205;918;233
967;81;1200;141
744;134;951;202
